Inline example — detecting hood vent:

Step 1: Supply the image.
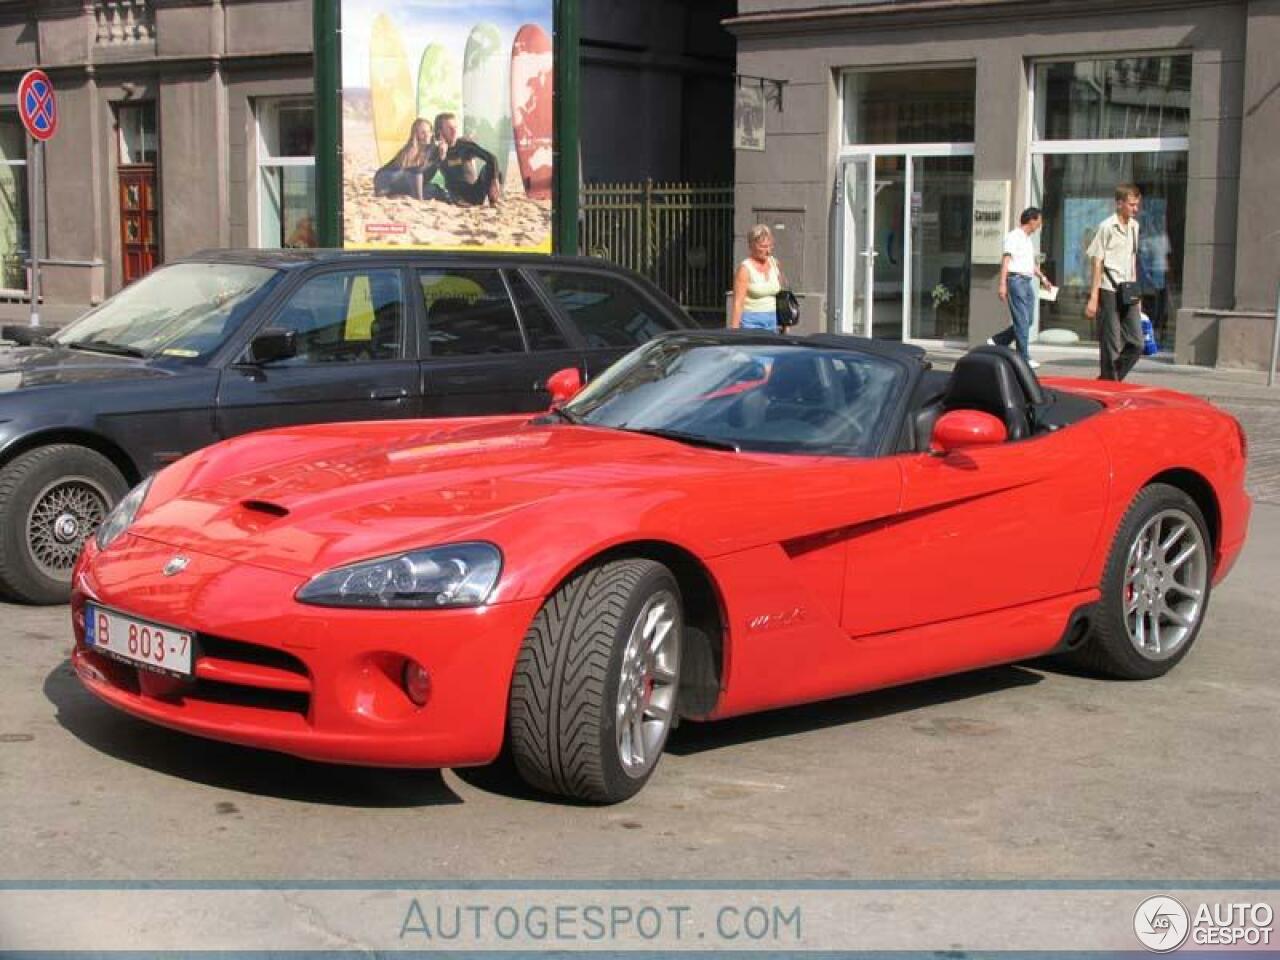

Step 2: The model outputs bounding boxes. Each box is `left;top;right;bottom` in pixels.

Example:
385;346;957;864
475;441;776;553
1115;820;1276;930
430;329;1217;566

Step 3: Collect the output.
239;499;290;518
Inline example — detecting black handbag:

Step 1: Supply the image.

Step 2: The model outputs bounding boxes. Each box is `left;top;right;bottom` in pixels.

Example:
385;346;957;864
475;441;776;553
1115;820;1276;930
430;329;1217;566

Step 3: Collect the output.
1104;266;1140;308
775;289;800;327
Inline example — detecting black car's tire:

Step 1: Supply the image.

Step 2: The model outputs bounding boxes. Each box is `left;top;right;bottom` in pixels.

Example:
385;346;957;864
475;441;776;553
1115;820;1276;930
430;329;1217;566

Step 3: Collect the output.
509;557;683;803
1071;483;1213;680
0;445;128;605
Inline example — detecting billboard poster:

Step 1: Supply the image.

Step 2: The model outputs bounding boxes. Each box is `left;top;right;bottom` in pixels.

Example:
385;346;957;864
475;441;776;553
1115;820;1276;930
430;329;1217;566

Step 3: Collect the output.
340;0;553;251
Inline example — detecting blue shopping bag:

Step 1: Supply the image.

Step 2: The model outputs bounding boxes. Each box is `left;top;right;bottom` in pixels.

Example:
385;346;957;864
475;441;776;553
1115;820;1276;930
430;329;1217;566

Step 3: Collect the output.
1140;312;1160;356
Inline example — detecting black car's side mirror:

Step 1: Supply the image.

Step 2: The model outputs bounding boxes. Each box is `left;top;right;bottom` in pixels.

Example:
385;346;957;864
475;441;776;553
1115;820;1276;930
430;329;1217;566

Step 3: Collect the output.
246;327;297;365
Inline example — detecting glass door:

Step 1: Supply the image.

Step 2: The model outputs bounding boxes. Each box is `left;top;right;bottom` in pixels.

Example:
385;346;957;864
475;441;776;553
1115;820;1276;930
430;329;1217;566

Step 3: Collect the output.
909;155;973;340
836;154;872;336
871;156;906;339
837;153;911;340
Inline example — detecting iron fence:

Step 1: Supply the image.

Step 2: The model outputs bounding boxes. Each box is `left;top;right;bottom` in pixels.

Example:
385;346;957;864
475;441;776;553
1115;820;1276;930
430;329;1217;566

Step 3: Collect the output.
581;179;734;326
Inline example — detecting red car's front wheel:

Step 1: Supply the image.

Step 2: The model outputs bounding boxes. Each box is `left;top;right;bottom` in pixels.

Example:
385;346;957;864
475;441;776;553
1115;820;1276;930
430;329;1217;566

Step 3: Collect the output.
508;557;683;803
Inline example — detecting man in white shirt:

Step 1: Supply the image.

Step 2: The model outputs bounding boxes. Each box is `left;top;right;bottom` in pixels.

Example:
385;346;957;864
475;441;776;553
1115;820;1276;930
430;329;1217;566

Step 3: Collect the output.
990;207;1053;369
1086;183;1143;381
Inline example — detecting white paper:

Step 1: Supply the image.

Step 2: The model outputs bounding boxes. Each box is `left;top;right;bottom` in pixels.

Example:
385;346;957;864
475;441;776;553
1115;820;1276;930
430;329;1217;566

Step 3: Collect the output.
1038;284;1059;302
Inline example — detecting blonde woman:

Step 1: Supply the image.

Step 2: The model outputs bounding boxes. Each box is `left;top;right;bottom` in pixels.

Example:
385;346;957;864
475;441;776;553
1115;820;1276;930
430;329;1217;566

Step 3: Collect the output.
730;224;784;332
373;118;440;200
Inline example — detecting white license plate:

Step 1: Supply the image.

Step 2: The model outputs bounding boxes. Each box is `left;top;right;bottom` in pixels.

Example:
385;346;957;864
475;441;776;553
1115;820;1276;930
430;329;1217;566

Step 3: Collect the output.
85;605;194;678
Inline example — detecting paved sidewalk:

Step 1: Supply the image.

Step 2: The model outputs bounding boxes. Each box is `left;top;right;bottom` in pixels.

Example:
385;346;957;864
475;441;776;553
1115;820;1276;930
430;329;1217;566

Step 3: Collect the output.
927;344;1280;506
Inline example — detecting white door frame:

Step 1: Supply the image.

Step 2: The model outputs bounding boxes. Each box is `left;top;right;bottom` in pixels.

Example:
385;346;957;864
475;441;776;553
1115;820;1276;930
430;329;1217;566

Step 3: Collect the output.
835;142;974;339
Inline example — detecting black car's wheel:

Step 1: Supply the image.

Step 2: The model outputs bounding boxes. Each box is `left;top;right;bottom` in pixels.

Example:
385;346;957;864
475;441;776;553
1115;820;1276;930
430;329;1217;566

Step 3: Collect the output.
1072;483;1213;680
509;557;682;803
0;445;129;604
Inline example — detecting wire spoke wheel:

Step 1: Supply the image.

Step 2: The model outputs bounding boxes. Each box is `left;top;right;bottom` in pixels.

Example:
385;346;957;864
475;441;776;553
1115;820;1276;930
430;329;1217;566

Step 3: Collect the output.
26;476;111;579
615;590;680;779
1121;507;1208;661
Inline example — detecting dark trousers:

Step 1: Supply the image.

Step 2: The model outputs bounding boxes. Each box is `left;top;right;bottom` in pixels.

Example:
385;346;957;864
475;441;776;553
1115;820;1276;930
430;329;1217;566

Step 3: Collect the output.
1098;288;1144;381
445;163;498;207
373;167;423;199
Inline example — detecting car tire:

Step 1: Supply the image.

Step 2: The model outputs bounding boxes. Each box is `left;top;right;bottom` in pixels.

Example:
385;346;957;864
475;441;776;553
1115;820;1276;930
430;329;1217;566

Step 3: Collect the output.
509;557;683;803
1073;483;1213;680
0;445;129;605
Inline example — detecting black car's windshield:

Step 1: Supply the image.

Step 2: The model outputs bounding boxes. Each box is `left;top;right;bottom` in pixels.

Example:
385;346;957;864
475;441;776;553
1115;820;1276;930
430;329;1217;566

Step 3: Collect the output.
51;262;280;361
563;336;905;457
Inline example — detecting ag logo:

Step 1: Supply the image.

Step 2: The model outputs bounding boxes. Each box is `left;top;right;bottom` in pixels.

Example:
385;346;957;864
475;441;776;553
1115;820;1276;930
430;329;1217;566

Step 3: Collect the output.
162;555;190;577
1134;895;1190;952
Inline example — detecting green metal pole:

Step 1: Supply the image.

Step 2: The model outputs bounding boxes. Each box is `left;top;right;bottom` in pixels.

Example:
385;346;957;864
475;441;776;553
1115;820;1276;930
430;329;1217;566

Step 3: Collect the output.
313;0;341;247
553;0;580;255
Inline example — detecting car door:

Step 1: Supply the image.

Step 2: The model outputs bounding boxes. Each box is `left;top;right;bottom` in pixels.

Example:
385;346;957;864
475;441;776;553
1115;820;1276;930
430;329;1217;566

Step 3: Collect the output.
418;265;582;416
215;264;420;438
528;266;686;379
843;421;1110;637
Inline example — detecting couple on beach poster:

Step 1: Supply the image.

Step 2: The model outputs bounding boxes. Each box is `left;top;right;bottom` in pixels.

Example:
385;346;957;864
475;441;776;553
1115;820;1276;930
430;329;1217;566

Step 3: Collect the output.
341;0;553;252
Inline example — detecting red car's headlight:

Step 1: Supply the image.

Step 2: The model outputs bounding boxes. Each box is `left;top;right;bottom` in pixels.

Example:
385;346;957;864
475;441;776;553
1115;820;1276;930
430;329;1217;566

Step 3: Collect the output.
295;542;502;609
94;475;153;551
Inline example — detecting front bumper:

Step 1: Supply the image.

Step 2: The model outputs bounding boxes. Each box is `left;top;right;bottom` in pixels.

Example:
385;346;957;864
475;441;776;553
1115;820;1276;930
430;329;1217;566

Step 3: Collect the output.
70;534;542;768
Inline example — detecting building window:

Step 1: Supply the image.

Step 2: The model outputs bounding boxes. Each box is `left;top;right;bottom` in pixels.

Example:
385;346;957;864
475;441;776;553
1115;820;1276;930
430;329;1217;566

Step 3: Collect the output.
257;98;316;248
0;113;28;293
1030;55;1190;348
117;102;157;164
843;68;976;146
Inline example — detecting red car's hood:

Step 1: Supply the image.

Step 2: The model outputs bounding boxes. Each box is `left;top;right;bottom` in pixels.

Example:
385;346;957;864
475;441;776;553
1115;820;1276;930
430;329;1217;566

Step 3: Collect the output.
130;418;775;576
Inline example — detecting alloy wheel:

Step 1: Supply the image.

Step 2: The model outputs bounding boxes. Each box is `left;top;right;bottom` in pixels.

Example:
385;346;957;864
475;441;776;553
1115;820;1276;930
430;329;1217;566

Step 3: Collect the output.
27;476;111;580
615;589;680;778
1123;507;1208;661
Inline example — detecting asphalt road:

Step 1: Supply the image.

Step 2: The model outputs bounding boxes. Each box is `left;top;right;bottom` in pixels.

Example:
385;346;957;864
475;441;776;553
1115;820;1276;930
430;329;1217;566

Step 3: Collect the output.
2;499;1277;883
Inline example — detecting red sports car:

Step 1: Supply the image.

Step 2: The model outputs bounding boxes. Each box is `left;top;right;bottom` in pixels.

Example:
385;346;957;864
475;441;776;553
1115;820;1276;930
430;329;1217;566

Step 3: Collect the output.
70;333;1251;803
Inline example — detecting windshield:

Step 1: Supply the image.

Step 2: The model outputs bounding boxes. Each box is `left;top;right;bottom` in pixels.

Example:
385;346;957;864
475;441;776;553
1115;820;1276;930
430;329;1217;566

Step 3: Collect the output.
564;336;906;457
52;262;280;361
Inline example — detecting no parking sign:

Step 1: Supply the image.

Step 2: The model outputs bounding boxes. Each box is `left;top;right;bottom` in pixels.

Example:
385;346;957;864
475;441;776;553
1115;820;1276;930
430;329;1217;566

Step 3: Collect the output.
18;69;57;141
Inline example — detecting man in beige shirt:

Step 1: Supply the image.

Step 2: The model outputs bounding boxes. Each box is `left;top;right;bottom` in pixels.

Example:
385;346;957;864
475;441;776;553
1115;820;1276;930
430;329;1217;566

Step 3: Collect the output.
1086;183;1143;381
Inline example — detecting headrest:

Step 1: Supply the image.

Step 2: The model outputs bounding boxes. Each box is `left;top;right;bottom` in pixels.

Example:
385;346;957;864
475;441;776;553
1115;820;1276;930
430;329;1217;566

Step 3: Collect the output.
967;344;1045;405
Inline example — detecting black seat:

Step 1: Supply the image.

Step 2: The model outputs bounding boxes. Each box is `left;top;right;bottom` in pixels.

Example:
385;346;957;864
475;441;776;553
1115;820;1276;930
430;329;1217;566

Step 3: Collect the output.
942;346;1044;441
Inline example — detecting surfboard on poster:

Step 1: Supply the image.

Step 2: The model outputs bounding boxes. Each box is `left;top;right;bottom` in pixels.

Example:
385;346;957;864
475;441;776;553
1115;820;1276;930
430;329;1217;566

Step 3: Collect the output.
417;42;462;131
369;13;414;166
510;23;552;201
462;22;512;181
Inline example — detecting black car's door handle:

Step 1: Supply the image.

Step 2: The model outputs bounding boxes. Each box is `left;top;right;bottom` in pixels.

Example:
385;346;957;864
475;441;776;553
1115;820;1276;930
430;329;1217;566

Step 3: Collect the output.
370;386;410;401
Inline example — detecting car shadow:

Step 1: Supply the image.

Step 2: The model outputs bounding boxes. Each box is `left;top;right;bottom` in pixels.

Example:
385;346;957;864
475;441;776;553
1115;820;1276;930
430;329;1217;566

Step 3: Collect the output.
665;663;1046;756
44;659;462;808
458;664;1050;803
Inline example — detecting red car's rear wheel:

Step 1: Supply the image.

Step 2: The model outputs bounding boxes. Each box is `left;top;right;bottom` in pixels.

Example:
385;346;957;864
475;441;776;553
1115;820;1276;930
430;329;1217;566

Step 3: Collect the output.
1076;483;1212;679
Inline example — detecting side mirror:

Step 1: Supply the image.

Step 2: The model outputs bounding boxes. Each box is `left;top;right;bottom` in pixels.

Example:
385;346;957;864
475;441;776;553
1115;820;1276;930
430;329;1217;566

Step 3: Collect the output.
930;410;1008;454
546;367;583;406
247;327;297;365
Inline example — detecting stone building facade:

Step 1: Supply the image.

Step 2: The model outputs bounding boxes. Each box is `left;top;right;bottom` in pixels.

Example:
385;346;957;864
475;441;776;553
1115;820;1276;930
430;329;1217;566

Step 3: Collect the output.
1;0;313;322
0;0;734;324
726;0;1279;370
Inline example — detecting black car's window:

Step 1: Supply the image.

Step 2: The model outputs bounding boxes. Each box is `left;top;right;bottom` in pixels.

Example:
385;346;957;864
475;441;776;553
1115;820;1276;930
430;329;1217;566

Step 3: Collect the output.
564;338;906;457
269;269;404;364
420;269;525;356
50;262;279;361
506;271;569;351
534;270;678;348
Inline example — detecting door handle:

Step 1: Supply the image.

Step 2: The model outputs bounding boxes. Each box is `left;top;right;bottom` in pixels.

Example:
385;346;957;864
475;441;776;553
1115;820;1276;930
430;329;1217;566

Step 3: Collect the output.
859;250;879;260
370;386;410;400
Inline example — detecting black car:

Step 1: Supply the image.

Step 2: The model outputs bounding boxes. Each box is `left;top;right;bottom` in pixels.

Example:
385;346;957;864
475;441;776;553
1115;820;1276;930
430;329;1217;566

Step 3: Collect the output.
0;250;695;604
